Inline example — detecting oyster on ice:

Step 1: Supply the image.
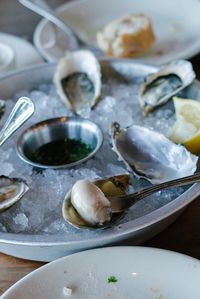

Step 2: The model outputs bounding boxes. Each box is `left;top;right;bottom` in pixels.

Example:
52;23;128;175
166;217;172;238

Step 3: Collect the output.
111;122;198;184
0;176;29;211
140;60;195;115
54;50;101;114
62;174;130;228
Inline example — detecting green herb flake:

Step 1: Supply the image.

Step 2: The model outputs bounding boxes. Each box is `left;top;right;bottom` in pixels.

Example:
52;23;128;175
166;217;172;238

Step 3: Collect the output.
107;276;118;283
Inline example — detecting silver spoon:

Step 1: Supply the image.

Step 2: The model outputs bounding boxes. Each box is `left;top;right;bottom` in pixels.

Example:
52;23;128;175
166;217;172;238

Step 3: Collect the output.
109;172;200;213
18;0;104;56
0;97;35;147
63;172;200;229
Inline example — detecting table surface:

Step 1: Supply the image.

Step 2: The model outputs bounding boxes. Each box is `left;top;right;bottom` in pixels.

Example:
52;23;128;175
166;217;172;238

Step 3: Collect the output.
1;0;200;296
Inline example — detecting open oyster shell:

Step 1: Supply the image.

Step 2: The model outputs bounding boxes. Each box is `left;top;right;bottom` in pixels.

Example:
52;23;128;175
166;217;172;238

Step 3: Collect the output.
54;50;101;115
62;174;130;229
111;122;198;184
140;60;195;115
0;176;29;211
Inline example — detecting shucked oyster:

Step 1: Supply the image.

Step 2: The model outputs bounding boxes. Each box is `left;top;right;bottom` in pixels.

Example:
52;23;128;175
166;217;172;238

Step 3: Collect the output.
54;50;101;114
111;122;198;184
0;176;29;211
70;180;112;226
62;174;130;228
140;60;195;115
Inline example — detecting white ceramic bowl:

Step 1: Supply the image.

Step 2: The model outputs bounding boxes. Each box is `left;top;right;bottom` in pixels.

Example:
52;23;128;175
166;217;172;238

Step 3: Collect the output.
2;247;200;299
0;43;15;73
34;0;200;64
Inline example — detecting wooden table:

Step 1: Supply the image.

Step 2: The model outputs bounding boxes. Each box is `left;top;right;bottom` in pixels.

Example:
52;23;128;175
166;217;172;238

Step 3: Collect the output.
1;0;200;296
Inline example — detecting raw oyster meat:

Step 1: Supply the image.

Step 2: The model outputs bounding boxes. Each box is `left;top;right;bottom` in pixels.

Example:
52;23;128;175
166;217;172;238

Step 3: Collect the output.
62;174;130;228
0;176;29;211
54;50;101;114
111;122;198;184
70;180;112;226
140;60;195;115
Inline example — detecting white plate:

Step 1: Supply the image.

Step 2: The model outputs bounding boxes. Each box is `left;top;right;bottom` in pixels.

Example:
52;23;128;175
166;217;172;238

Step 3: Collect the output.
2;246;200;299
0;32;43;72
34;0;200;64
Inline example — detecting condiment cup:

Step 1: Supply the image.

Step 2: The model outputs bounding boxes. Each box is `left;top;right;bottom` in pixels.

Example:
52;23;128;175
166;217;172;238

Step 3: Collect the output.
16;116;103;168
0;43;15;73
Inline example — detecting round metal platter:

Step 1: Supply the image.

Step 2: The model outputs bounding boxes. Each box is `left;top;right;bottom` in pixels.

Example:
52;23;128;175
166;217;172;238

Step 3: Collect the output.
0;59;200;262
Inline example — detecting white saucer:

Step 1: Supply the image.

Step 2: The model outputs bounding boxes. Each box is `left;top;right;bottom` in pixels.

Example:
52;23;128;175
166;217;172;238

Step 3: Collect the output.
0;32;43;71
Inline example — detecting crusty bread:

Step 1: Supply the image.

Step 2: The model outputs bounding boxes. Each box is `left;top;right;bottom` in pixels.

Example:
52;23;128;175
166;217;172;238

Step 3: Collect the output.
96;14;156;58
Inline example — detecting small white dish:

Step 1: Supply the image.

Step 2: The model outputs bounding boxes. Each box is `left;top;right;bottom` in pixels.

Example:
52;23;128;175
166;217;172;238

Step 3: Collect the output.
2;246;200;299
0;32;43;72
34;0;200;65
0;43;15;73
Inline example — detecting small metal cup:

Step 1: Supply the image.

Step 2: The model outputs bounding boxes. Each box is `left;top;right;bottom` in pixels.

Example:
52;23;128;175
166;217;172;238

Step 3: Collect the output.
16;116;103;168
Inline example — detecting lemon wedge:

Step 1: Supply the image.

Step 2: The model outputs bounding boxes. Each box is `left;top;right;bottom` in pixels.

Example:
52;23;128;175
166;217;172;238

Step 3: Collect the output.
169;96;200;154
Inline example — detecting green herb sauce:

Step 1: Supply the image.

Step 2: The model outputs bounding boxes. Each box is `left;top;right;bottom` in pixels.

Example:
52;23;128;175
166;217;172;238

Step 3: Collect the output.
29;139;93;166
107;276;118;283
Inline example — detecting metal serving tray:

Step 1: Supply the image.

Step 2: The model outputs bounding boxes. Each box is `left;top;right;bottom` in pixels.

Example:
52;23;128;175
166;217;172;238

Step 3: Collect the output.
0;59;200;262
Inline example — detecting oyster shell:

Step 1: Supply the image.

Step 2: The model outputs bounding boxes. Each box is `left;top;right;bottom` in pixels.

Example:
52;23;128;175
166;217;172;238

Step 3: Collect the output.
0;99;5;120
0;176;29;211
111;122;198;184
140;60;195;115
54;50;101;114
62;174;130;229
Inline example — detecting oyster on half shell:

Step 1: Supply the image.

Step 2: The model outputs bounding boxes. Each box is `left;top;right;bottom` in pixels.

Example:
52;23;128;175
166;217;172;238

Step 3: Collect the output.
62;174;130;229
54;50;101;115
111;122;198;184
140;60;195;115
0;176;29;212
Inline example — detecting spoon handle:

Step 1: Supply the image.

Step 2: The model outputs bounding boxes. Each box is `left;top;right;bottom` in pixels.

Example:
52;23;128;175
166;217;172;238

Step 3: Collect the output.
0;97;34;147
110;172;200;212
18;0;104;56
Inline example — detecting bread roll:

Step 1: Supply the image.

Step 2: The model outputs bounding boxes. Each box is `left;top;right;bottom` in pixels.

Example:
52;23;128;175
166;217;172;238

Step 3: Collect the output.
96;14;156;58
